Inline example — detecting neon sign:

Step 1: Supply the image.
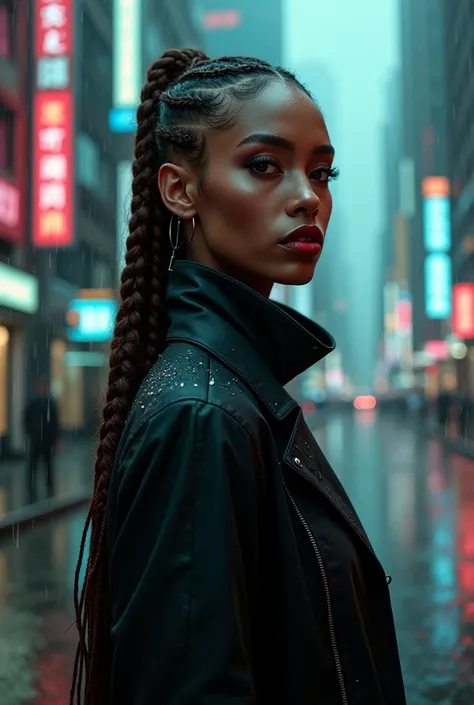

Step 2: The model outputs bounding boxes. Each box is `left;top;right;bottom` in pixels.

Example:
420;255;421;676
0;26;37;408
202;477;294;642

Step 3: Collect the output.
425;253;452;319
33;0;74;247
453;283;474;339
113;0;141;108
33;91;74;246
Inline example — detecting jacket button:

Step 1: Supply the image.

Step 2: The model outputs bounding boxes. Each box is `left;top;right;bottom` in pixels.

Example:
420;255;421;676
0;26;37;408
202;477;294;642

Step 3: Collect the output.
294;457;303;468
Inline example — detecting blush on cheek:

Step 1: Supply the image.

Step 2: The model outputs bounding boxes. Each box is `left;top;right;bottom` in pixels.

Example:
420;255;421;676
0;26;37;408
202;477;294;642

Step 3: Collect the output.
204;177;266;237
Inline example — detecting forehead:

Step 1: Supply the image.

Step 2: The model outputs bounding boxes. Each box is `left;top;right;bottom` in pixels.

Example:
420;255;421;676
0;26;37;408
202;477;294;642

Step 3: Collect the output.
212;80;330;149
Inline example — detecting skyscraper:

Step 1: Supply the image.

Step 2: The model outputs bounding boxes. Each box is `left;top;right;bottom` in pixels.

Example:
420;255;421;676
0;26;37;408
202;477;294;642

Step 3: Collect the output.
199;0;283;64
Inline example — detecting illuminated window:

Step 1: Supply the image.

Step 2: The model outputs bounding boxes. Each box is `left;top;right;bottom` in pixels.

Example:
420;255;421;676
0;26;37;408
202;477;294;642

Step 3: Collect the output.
0;2;15;58
0;103;14;174
0;325;9;436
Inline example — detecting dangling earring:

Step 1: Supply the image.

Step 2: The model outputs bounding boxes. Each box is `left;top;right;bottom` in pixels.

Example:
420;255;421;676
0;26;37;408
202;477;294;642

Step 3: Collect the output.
168;215;184;271
189;216;196;244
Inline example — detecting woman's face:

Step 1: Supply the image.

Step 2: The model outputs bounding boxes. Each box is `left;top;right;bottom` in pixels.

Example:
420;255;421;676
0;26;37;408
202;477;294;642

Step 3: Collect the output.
160;79;336;296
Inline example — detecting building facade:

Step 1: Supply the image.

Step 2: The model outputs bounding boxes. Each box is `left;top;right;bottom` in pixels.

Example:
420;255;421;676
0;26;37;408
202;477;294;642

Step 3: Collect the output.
0;0;205;454
0;0;36;456
444;0;474;392
398;0;451;393
199;0;283;64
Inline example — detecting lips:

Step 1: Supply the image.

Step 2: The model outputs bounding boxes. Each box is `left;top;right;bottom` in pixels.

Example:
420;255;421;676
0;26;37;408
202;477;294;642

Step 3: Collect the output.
279;225;324;255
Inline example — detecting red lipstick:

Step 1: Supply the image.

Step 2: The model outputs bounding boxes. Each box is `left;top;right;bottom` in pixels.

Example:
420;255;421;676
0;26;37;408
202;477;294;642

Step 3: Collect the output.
279;225;324;255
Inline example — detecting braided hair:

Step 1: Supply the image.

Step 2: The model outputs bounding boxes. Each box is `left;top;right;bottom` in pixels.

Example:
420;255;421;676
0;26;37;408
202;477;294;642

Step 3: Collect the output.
71;48;313;704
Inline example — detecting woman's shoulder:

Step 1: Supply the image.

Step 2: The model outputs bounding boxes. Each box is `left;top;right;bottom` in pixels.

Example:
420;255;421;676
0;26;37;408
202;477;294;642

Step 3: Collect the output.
118;340;271;463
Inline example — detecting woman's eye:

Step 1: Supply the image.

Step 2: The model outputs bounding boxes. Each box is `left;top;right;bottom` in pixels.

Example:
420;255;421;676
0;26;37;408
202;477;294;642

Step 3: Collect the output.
311;166;340;183
248;157;280;175
312;168;330;182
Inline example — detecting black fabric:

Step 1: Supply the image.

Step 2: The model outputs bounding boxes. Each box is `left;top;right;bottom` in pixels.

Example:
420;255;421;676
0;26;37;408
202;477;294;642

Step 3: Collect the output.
107;262;407;705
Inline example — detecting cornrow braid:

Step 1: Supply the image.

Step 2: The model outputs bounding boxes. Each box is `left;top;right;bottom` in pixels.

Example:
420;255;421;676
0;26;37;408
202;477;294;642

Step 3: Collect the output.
178;60;275;82
160;92;204;108
154;124;196;146
71;47;316;705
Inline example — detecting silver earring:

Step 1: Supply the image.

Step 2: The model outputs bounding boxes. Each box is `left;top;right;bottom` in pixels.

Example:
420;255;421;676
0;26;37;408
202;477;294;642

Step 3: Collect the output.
168;215;184;271
189;216;196;243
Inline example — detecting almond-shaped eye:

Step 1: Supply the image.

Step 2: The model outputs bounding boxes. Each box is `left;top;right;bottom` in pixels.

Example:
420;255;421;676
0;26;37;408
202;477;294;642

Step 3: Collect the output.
311;166;340;183
247;156;281;175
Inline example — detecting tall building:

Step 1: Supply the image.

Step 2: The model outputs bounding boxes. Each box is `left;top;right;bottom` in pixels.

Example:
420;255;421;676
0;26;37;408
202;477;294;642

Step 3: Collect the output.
379;69;416;388
199;0;283;64
399;0;450;360
0;0;35;456
444;0;474;391
0;0;205;455
27;0;123;441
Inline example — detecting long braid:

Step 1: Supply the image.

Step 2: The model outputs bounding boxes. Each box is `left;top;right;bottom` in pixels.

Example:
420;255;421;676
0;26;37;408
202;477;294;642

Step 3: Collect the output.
71;48;314;705
70;49;207;705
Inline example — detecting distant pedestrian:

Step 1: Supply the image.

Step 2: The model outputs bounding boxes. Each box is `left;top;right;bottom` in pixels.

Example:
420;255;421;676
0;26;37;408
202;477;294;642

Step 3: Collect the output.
23;379;59;502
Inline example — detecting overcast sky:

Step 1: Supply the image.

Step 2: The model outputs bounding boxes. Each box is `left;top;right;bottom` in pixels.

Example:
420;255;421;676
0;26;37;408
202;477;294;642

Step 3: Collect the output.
284;0;400;386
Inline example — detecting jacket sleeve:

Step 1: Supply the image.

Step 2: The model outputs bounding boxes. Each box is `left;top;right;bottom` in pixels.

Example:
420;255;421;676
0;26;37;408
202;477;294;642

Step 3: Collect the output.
108;399;263;705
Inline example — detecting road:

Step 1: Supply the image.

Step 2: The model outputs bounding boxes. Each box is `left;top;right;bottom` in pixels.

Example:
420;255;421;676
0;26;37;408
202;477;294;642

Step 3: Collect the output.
1;410;474;704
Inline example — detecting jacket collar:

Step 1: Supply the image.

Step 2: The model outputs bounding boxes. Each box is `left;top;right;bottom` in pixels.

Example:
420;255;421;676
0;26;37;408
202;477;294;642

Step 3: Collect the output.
166;262;335;419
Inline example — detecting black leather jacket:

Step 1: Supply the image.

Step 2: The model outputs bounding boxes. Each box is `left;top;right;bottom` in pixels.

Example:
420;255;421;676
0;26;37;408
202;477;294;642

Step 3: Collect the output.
107;261;407;705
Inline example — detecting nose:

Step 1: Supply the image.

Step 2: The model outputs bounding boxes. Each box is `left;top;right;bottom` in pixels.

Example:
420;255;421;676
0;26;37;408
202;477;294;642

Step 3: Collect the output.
285;176;320;219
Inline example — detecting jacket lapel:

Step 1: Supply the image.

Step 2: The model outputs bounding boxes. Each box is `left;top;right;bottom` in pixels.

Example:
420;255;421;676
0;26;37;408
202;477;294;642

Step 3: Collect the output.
283;412;377;559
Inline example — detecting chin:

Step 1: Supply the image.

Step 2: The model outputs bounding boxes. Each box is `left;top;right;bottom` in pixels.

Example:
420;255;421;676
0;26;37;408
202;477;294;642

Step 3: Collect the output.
273;261;318;287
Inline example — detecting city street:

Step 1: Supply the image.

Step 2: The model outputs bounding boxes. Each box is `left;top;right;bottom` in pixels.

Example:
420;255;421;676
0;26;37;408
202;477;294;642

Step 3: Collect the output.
1;410;474;704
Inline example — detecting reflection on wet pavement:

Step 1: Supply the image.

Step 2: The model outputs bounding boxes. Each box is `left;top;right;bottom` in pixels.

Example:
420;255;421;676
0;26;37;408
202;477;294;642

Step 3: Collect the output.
1;410;474;703
0;512;86;705
315;411;474;704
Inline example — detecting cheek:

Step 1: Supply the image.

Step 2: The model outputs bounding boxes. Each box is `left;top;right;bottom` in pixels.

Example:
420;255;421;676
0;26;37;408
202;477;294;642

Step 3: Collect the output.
203;170;270;229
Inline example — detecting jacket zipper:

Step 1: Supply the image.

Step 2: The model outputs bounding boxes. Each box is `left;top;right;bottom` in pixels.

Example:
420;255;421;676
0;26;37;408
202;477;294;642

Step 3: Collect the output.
280;465;348;705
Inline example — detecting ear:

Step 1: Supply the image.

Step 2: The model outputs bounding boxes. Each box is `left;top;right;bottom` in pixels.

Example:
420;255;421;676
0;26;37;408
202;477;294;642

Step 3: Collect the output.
158;163;196;219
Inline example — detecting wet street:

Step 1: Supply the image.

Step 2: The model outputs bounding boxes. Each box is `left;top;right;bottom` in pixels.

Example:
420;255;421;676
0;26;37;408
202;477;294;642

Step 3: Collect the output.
1;410;474;704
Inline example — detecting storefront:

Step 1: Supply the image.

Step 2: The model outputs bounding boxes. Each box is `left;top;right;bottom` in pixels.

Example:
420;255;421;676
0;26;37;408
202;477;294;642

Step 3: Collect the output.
0;263;39;456
49;289;116;436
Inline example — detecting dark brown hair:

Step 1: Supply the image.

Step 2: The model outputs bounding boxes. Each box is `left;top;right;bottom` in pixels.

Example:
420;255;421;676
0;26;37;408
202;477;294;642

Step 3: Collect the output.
71;48;312;704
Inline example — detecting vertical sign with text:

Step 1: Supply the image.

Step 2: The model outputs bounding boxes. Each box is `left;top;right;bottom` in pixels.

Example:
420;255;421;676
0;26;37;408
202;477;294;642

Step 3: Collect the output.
33;0;74;247
422;176;452;320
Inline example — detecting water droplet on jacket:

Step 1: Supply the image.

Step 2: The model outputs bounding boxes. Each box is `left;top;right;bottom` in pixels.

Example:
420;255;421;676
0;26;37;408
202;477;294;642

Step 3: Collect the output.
209;378;215;386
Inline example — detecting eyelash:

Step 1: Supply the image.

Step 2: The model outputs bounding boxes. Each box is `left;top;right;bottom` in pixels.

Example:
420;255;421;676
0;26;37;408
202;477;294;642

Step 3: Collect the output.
246;156;340;182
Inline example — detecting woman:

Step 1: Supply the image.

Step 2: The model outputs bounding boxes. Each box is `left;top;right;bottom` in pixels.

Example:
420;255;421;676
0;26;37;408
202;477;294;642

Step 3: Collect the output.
72;49;406;704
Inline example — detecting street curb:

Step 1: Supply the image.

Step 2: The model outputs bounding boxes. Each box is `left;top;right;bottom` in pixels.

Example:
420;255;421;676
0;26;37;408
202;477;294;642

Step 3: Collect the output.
407;419;474;461
0;490;91;539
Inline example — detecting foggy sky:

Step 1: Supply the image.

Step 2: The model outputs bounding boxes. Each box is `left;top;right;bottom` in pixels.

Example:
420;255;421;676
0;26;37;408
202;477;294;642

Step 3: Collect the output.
284;0;399;388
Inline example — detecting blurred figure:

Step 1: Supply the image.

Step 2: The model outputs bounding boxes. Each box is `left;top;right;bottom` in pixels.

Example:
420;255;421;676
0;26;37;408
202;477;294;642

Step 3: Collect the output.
23;379;59;502
459;393;472;440
436;389;451;431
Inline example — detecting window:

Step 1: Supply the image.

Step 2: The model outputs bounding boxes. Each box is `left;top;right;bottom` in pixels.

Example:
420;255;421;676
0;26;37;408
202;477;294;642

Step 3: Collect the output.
0;103;14;174
77;132;114;206
82;13;111;80
0;1;15;58
77;132;100;191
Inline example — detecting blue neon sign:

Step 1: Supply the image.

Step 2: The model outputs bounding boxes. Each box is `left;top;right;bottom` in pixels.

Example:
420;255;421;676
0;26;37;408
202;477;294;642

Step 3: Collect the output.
424;197;451;252
425;253;452;319
108;107;136;134
67;299;118;342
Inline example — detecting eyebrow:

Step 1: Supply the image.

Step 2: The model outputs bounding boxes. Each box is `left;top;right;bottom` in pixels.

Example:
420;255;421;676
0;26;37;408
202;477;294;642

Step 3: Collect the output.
237;132;335;156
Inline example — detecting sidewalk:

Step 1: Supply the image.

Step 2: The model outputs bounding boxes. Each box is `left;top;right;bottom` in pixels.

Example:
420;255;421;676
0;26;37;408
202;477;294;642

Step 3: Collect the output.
405;414;474;460
0;439;94;532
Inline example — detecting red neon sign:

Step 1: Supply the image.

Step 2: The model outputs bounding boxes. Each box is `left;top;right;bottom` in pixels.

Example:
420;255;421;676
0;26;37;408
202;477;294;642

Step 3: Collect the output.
35;0;73;58
0;177;20;235
203;10;241;29
453;283;474;340
33;91;74;247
